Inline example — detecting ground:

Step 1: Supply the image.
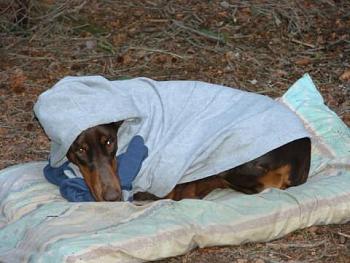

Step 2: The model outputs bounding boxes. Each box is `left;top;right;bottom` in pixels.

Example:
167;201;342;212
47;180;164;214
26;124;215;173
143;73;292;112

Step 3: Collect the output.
0;0;349;262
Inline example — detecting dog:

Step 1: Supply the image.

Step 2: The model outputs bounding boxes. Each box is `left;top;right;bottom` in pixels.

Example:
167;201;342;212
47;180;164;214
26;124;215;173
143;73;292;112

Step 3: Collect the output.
66;121;311;202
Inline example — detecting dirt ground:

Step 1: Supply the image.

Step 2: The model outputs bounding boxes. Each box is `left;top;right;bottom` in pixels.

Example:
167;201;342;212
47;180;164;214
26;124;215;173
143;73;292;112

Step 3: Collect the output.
1;0;349;262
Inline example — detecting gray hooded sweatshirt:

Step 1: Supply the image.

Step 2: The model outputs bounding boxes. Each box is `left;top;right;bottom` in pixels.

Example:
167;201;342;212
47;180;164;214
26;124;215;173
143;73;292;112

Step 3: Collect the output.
34;76;309;197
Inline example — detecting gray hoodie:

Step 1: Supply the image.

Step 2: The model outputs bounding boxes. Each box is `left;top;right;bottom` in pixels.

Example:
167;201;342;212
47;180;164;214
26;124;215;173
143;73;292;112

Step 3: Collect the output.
34;76;309;197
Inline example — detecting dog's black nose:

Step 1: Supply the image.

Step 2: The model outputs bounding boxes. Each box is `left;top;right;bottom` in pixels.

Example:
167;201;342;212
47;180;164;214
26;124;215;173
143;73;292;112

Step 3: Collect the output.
103;187;121;201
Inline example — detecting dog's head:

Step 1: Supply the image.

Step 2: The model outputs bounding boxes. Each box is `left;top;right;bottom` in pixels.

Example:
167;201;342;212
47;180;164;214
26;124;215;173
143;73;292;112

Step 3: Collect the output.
67;122;123;201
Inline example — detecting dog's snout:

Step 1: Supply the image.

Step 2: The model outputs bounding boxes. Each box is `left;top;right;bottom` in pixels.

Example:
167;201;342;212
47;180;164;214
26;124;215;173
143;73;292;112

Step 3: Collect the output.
103;187;121;201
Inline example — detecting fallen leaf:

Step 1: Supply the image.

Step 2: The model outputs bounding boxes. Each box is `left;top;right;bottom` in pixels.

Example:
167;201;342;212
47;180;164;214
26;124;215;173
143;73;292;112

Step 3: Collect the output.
339;69;350;81
26;123;35;132
218;11;229;18
295;57;311;66
24;101;33;111
308;226;319;233
0;127;7;136
70;64;84;71
112;33;127;46
273;69;288;78
175;13;184;19
9;68;26;94
116;53;133;65
225;51;235;61
152;54;168;64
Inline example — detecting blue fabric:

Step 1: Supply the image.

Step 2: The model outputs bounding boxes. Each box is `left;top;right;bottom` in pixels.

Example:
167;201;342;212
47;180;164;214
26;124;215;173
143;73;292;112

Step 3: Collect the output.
44;136;148;202
60;178;95;202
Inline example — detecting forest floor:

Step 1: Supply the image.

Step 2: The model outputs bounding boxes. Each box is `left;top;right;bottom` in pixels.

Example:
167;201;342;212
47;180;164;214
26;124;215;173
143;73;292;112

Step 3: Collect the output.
0;0;349;262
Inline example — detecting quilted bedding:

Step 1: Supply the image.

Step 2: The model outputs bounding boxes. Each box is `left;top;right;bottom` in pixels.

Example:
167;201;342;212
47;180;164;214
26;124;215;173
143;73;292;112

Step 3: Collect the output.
0;74;349;262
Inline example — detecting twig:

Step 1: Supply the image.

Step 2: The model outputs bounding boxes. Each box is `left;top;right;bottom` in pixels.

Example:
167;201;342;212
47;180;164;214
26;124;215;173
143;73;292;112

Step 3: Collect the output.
337;232;350;238
128;46;189;59
8;53;55;61
0;160;17;163
301;39;348;54
267;240;326;249
172;20;226;44
338;108;350;116
183;37;225;53
146;19;168;23
62;55;116;63
290;38;316;48
29;149;50;154
106;62;150;75
0;3;12;16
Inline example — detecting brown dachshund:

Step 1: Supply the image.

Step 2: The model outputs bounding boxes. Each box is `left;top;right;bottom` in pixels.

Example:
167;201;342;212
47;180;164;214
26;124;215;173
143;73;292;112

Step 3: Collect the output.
67;122;311;201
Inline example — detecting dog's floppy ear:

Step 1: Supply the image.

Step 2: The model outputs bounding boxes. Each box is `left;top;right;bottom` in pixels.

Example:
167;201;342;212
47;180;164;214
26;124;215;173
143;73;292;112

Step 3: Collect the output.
66;147;77;163
104;121;123;131
115;121;123;130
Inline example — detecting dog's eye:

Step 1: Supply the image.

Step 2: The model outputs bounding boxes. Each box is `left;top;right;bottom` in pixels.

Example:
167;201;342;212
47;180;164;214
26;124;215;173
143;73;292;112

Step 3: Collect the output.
105;139;112;146
78;147;86;153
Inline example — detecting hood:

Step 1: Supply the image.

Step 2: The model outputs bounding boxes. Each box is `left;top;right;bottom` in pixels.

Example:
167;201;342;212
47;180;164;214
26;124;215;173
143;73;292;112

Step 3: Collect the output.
34;76;138;167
